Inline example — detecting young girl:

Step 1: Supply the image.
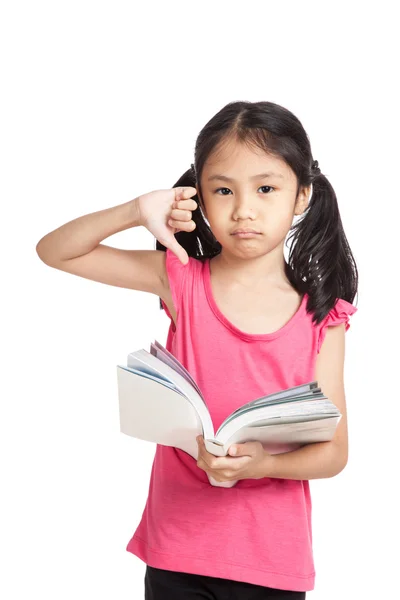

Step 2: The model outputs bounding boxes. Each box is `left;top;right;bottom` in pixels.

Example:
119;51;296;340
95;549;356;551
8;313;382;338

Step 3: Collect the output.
36;100;358;599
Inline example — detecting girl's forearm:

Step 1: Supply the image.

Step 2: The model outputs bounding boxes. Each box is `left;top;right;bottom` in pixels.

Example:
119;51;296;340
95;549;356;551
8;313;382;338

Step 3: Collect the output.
262;441;347;480
36;197;142;263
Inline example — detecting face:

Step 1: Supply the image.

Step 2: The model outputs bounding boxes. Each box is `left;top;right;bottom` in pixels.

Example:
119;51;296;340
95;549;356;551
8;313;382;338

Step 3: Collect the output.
197;137;310;260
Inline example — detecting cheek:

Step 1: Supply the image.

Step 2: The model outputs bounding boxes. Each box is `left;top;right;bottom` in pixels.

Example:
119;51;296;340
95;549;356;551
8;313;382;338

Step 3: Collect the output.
267;209;293;231
203;204;228;231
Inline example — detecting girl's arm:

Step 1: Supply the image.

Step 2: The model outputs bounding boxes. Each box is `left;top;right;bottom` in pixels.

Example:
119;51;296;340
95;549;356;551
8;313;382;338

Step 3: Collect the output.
36;197;168;297
262;323;349;480
36;188;197;296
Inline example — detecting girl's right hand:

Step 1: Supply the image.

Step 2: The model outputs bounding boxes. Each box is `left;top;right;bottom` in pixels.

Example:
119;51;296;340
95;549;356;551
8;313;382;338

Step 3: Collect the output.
137;186;198;265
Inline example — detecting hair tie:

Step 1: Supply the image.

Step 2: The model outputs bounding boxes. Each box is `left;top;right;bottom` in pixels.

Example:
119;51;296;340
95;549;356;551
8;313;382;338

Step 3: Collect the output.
311;160;321;177
190;163;196;178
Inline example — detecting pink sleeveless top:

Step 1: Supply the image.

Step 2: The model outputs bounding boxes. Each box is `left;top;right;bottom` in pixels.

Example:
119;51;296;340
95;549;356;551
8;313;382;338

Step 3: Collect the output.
126;249;357;592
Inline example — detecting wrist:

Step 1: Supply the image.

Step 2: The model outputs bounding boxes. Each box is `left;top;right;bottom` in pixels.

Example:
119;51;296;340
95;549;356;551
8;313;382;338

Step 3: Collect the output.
129;197;143;227
260;450;277;478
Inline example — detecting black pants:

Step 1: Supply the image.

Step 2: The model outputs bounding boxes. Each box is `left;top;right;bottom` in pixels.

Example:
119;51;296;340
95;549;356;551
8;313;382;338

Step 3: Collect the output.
144;565;306;600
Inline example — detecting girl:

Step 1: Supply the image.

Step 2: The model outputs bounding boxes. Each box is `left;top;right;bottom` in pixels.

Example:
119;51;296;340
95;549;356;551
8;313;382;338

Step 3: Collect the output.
36;100;358;599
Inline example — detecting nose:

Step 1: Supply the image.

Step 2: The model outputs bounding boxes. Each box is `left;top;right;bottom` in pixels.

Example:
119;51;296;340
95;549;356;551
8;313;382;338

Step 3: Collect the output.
232;194;256;221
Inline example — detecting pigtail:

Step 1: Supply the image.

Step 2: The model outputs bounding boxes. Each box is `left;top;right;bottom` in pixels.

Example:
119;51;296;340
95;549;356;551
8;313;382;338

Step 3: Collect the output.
285;168;359;326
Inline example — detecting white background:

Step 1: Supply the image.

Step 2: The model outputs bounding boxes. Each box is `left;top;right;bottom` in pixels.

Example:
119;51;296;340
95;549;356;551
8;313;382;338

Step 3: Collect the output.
1;1;399;598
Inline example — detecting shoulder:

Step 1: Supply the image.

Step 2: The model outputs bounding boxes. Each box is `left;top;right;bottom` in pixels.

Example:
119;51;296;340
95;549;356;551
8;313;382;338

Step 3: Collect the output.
160;249;202;326
315;296;357;379
316;298;358;353
322;297;358;327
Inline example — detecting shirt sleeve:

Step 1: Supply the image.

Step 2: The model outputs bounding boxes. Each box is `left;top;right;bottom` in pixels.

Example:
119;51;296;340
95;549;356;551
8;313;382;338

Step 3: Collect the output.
160;248;189;329
317;298;358;353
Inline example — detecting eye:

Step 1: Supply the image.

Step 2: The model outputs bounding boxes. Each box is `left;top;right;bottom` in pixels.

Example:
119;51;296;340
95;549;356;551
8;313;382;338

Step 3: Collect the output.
214;187;232;195
214;186;275;195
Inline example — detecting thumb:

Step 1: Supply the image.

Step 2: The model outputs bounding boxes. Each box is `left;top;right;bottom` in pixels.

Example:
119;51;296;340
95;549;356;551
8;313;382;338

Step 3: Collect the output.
167;237;189;266
160;225;189;265
228;444;239;456
228;443;253;457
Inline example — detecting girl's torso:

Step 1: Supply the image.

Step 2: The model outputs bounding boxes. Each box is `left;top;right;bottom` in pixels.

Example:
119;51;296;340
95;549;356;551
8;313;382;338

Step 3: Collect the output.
127;249;356;592
162;254;304;336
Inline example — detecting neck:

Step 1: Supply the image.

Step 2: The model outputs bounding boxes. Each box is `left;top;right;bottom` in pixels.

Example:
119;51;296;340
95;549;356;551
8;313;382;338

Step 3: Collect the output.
211;245;290;289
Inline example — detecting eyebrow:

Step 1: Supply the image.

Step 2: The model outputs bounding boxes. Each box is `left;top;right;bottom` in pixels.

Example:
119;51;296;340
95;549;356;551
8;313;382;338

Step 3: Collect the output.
207;172;284;182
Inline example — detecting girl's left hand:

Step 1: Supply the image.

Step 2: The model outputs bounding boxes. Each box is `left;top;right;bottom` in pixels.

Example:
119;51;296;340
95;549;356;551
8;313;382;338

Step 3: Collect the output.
196;436;272;483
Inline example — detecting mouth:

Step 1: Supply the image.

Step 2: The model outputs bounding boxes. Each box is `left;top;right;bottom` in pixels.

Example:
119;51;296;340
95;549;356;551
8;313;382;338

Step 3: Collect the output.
231;229;262;236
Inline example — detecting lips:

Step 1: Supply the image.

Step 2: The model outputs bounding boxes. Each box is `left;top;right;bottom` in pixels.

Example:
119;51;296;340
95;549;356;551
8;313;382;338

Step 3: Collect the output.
231;229;261;234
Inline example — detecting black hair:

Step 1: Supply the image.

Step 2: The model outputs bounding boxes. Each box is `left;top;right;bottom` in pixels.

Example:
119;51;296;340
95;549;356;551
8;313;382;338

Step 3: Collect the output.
156;100;358;326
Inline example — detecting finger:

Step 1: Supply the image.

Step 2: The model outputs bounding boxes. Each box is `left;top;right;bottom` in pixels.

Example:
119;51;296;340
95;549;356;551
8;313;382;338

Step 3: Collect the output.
170;208;193;221
173;199;198;210
168;218;196;231
175;186;197;200
197;438;212;466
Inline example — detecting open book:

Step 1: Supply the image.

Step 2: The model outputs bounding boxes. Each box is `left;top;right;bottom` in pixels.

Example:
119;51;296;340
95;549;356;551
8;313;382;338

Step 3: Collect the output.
116;340;341;488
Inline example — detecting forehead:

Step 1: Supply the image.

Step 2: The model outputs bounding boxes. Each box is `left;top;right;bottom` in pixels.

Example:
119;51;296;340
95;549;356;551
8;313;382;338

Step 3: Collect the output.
202;137;292;181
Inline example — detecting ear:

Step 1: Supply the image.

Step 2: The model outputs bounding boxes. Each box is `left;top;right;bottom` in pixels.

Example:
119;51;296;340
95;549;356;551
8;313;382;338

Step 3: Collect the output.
294;185;311;216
